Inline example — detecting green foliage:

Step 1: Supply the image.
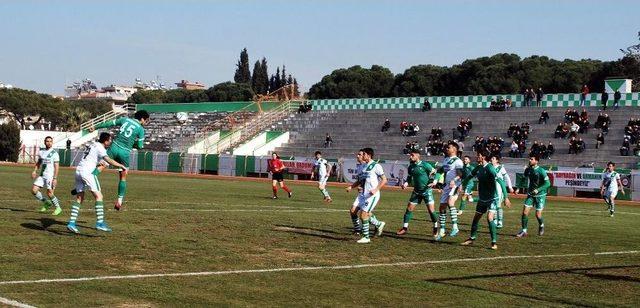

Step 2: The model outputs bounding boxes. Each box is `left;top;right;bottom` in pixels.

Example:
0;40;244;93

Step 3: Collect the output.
234;48;251;84
309;53;639;99
0;121;21;162
205;82;254;102
251;58;269;95
308;65;395;99
128;89;208;105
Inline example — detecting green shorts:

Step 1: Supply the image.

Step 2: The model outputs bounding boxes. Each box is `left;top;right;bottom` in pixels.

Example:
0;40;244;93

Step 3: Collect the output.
524;195;546;210
107;144;131;168
409;190;434;205
476;198;498;214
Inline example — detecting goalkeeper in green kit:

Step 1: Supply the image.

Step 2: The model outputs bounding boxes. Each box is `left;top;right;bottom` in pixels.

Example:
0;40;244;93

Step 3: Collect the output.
91;110;150;210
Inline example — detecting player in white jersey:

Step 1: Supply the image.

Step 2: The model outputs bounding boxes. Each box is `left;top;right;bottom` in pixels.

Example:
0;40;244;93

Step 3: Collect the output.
30;136;62;215
67;133;127;234
311;151;332;203
436;141;463;240
346;148;387;243
600;161;625;217
491;155;514;228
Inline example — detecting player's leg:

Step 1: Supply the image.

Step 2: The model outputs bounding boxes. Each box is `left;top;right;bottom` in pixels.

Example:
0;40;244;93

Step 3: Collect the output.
447;191;460;236
271;179;279;198
366;195;384;236
32;177;52;211
535;197;546;235
106;146;129;210
46;186;62;216
461;210;484;246
426;195;439;237
487;202;499;249
318;180;331;202
607;190;618;217
350;199;362;234
278;179;292;197
517;199;533;237
496;189;504;228
397;201;417;235
87;173;111;232
67;192;84;233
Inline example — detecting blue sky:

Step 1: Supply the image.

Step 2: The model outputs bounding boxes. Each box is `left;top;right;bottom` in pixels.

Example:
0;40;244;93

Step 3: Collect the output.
1;0;638;95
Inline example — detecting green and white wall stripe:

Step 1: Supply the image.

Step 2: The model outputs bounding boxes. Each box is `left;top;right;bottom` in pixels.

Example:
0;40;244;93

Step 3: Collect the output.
310;92;640;110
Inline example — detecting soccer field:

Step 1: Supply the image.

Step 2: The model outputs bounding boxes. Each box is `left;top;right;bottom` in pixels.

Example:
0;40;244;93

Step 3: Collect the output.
1;164;639;307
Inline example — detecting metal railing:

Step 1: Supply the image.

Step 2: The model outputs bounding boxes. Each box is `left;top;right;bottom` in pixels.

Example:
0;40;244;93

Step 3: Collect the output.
79;103;133;131
206;101;298;154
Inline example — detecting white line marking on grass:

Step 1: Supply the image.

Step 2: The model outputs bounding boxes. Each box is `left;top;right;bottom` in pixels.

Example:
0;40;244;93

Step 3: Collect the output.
0;295;36;308
0;250;637;286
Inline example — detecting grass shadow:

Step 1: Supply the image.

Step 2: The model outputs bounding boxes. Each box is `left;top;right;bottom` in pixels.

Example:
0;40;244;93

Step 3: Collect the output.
21;218;99;237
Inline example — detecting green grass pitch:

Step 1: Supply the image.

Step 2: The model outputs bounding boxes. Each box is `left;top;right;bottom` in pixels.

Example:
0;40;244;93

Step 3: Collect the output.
0;165;639;306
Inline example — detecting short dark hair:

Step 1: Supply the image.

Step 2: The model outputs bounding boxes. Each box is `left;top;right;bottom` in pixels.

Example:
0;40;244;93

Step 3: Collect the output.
98;132;112;143
607;161;615;167
447;140;459;151
477;148;490;159
134;110;150;121
272;152;279;159
490;154;501;161
409;148;421;154
463;155;471;160
314;151;321;156
361;147;374;158
44;136;53;141
529;154;540;161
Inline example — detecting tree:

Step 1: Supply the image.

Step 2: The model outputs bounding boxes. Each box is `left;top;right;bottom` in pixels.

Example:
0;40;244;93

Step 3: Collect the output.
234;48;251;84
308;65;395;99
251;59;269;95
260;58;269;94
273;67;282;91
293;78;300;97
0;88;61;128
0;121;21;162
205;82;254;102
393;65;447;96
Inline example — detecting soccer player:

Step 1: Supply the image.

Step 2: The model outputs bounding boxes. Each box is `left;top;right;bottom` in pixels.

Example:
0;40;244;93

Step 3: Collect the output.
435;141;463;240
346;148;387;244
348;151;366;234
601;161;625;217
91;110;150;210
515;155;551;237
269;152;292;199
30;136;62;215
310;151;332;203
491;155;514;228
460;149;502;250
396;149;439;237
67;132;128;234
458;155;475;216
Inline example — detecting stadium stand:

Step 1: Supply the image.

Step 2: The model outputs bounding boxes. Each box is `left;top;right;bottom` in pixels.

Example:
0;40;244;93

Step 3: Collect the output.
274;106;640;168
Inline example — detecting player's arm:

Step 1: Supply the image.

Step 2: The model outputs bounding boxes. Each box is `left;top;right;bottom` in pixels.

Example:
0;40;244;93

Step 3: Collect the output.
403;172;412;190
103;156;127;171
134;128;145;149
93;117;121;131
52;162;59;188
32;156;41;179
515;168;528;194
461;165;480;189
503;170;514;193
617;176;625;195
371;174;388;195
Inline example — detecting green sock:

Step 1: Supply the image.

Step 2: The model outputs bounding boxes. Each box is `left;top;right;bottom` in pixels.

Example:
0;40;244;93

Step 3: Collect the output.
361;218;370;238
369;214;381;227
459;199;467;211
537;216;544;227
320;188;330;198
497;207;504;224
521;214;528;232
403;210;414;228
489;219;498;244
429;211;438;224
117;180;127;200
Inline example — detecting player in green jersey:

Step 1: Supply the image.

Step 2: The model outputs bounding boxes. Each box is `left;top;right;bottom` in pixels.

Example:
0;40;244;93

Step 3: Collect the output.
92;110;150;210
515;155;551;237
458;155;475;216
460;149;501;250
396;149;439;237
491;155;514;228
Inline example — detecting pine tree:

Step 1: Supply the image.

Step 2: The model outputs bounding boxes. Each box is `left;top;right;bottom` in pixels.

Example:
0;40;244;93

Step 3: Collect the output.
251;60;262;93
274;67;281;91
234;48;251;84
260;57;269;94
269;76;276;93
281;65;287;87
287;74;293;85
293;78;300;97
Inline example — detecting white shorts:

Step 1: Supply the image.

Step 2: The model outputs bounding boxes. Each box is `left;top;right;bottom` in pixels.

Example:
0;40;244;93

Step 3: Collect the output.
318;175;328;186
74;170;101;193
33;176;54;190
357;192;381;213
440;185;460;204
604;189;618;200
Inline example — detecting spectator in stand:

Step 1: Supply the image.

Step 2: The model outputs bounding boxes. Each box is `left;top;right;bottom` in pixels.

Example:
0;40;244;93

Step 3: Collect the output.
570;121;580;138
406;122;415;137
614;90;621;109
580;84;589;106
509;141;519;157
324;133;332;148
554;122;566;138
466;117;473;130
620;137;630;156
536;88;544;107
601;120;610;135
634;142;640;156
413;123;420;136
547;142;555;158
540;142;548;159
422;99;432;112
601;90;609;110
596;132;605;149
595;113;605;129
518;140;527;157
66;139;72;150
507;123;515;137
578;137;586;153
381;118;391;132
569;137;579;154
403;142;411;154
539;110;549;124
400;121;408;136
